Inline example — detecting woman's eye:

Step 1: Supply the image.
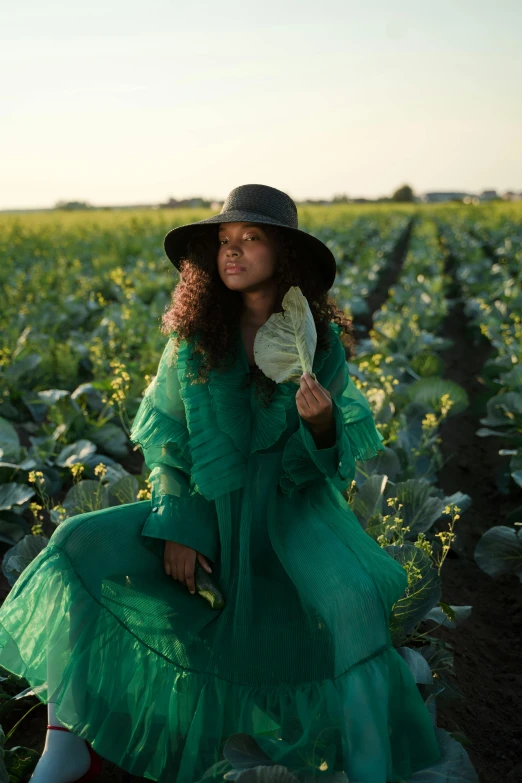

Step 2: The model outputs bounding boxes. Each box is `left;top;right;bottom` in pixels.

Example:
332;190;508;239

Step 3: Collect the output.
219;234;258;245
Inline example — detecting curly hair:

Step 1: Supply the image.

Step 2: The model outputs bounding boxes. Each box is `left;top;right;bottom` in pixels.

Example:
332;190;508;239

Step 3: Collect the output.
161;223;355;407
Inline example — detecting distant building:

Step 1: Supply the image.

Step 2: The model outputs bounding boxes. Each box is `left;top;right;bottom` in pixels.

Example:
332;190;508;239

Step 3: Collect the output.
502;191;522;201
420;189;512;204
478;190;499;201
421;192;471;203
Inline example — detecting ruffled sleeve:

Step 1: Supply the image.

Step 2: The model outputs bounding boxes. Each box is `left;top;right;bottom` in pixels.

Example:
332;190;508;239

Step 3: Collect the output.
279;323;385;496
129;334;219;562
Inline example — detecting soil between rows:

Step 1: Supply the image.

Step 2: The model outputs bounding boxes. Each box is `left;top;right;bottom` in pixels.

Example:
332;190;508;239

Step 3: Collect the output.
429;248;522;783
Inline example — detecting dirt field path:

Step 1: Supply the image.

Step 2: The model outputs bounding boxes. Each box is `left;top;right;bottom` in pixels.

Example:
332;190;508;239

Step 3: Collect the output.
433;241;522;783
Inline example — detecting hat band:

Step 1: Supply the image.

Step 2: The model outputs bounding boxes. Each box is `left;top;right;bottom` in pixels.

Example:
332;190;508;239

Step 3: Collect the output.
208;208;298;230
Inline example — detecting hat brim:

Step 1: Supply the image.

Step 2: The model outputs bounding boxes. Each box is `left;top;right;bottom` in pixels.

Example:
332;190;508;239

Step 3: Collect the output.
163;211;337;291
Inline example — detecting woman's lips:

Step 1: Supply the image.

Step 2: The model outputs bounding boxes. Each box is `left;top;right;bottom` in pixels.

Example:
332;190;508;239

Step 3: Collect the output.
225;266;246;274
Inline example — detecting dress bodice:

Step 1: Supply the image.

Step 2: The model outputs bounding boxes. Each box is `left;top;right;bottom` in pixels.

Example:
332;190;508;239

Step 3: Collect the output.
130;321;385;503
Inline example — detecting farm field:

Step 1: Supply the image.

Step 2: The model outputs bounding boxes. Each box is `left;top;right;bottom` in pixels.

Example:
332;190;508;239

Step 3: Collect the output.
0;202;520;783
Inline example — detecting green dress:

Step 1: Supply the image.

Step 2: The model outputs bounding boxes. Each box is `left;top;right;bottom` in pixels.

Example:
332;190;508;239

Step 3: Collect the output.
0;321;440;783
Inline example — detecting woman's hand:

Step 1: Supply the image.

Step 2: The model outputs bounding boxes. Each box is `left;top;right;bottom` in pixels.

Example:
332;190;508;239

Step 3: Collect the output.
164;541;213;594
296;371;336;448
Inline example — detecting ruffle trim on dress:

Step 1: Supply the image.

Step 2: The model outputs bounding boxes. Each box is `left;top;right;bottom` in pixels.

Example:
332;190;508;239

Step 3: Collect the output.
129;395;192;474
344;411;386;463
176;341;248;500
207;367;296;456
0;543;441;783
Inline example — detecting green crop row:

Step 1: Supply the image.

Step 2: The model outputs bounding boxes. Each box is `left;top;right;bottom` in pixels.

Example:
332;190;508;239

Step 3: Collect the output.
437;212;522;581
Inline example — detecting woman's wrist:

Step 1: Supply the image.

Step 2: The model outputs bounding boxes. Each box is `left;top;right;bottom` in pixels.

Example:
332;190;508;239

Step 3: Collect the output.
308;414;336;449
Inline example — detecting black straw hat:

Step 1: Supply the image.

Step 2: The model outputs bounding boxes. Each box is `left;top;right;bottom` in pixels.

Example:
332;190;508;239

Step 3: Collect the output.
163;184;337;291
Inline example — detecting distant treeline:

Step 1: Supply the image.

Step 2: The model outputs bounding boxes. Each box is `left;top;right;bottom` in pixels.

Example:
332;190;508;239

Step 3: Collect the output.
52;184;417;212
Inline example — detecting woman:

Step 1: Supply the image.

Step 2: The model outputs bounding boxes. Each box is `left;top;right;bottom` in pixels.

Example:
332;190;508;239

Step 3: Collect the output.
0;184;440;782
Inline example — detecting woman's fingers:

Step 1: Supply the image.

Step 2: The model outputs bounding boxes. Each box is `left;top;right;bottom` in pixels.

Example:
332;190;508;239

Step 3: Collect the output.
197;552;213;573
163;542;199;594
185;557;196;594
296;385;312;412
300;372;330;406
297;373;333;428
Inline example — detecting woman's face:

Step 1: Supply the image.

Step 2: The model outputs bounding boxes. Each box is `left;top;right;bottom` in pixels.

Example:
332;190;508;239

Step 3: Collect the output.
216;222;278;291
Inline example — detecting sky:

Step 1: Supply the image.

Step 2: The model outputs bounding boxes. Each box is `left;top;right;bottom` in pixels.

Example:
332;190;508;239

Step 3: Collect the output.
1;0;521;210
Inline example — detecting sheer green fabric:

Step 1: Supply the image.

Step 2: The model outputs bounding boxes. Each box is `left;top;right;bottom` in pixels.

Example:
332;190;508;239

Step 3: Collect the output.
129;336;221;561
0;322;441;783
